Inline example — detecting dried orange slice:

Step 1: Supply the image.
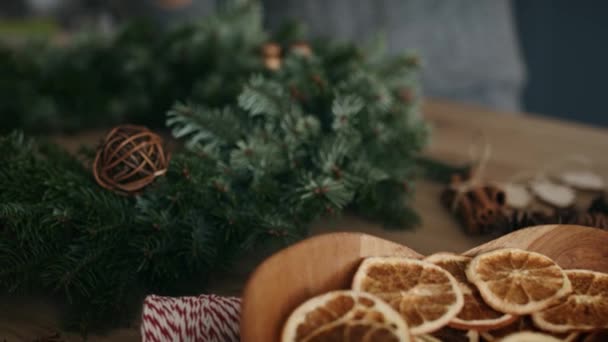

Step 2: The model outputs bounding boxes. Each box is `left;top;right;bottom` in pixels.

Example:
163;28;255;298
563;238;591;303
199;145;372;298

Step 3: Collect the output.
479;317;579;342
479;317;527;342
352;257;464;335
561;332;582;342
432;327;479;342
425;253;517;331
582;330;608;342
417;329;479;342
414;334;442;342
499;332;561;342
281;290;411;342
466;248;571;315
531;269;608;333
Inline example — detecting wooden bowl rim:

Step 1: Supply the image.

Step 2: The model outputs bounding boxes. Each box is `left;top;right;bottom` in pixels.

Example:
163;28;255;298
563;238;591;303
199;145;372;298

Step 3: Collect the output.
240;231;422;338
240;225;608;340
240;233;419;305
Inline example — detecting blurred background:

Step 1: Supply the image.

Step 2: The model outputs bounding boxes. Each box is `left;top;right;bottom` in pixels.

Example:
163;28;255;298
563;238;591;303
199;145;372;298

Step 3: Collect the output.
1;0;606;126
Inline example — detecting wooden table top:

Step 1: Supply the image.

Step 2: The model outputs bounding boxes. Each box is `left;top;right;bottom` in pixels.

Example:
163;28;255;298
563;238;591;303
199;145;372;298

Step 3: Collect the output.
1;100;607;341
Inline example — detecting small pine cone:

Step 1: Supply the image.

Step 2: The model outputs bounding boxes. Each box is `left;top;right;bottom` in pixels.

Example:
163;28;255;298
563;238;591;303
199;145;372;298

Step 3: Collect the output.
290;42;312;57
553;207;580;224
572;213;608;230
261;42;281;58
589;193;608;215
494;210;553;236
517;210;549;229
264;56;282;71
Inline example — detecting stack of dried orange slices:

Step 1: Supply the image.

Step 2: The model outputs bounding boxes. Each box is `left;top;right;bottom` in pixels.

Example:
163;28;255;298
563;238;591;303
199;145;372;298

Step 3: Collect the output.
281;248;608;341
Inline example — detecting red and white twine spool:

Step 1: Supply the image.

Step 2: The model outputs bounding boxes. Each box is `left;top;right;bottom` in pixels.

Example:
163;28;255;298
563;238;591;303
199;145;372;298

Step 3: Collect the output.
141;294;241;342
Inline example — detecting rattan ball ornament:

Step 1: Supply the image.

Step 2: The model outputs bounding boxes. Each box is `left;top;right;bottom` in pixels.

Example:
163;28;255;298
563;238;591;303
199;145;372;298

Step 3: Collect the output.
93;125;169;195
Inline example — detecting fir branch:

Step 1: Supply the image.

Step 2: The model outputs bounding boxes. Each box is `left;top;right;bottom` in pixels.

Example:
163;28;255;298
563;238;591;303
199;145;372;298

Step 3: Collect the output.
331;94;364;131
167;102;243;150
297;175;354;209
238;75;286;117
0;1;266;134
0;1;429;332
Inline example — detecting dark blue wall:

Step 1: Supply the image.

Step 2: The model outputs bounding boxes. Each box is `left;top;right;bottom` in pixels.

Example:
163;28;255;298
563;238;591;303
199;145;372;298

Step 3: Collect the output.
515;0;608;126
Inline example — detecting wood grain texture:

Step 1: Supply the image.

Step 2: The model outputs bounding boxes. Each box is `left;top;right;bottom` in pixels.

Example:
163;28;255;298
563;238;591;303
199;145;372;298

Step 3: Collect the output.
240;233;421;342
424;100;608;181
463;225;608;273
0;296;139;342
240;225;608;342
2;100;607;341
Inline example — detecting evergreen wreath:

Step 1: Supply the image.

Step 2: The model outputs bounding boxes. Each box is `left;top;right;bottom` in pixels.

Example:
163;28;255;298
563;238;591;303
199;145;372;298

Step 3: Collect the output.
0;1;428;331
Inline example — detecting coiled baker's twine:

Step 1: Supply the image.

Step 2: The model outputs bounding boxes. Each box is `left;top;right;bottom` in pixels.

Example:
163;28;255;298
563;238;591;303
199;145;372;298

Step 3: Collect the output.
141;294;241;342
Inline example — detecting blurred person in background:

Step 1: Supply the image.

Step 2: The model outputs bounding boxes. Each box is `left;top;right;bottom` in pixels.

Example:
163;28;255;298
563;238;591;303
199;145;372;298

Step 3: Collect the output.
2;0;525;112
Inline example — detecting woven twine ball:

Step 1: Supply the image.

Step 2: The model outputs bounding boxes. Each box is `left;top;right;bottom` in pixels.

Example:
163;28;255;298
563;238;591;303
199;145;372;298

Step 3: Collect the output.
93;125;169;195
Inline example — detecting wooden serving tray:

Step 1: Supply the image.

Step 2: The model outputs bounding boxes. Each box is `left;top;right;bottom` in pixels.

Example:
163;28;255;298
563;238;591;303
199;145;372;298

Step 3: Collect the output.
240;225;608;342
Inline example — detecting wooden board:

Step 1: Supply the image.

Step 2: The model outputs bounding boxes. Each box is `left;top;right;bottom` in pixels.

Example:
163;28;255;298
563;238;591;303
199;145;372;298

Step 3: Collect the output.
424;100;608;180
240;225;608;342
2;100;608;341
